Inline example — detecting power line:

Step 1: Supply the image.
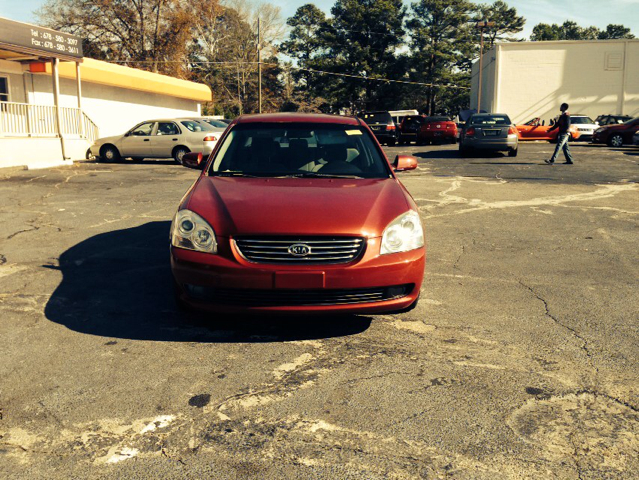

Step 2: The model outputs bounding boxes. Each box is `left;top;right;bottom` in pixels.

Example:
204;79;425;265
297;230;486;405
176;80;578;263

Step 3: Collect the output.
107;59;470;90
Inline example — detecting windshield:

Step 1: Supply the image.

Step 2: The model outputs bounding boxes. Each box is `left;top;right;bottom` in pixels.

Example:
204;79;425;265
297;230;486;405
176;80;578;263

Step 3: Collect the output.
571;117;595;124
469;115;511;126
424;116;451;122
208;123;391;178
180;120;213;132
360;112;392;124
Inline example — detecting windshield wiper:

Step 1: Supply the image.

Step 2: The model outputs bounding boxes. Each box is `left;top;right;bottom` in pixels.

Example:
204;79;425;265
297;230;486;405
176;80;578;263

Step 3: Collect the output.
282;172;365;179
210;171;259;177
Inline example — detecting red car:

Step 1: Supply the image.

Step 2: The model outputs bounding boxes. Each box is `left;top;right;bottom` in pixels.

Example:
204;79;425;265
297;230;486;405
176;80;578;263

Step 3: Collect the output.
417;116;458;144
171;113;425;315
592;117;639;147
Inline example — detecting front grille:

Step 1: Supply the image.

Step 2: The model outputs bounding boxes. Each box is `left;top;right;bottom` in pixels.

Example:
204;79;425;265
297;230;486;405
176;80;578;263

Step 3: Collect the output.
234;237;366;264
184;284;413;306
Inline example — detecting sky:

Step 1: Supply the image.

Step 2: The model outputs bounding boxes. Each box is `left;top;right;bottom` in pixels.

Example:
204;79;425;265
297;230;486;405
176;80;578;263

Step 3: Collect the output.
1;0;637;40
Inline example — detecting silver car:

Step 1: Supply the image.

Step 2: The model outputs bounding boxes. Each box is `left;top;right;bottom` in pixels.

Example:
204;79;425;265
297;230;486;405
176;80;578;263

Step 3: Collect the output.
90;118;220;164
459;114;519;157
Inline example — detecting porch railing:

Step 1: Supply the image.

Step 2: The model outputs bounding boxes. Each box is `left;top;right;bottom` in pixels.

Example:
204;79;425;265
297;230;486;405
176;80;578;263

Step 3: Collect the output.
0;101;99;142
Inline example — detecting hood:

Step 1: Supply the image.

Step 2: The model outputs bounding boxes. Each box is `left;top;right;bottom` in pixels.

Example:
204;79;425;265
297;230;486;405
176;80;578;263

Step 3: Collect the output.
94;135;122;145
186;177;412;238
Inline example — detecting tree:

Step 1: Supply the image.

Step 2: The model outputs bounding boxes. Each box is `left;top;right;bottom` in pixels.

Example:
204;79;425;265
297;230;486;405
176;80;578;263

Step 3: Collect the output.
598;24;635;40
475;1;525;48
279;4;331;110
531;21;635;41
407;0;476;115
37;0;195;77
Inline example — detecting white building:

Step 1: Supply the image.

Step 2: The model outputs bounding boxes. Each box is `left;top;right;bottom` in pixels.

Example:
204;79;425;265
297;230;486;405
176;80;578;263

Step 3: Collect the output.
471;39;639;124
0;17;212;169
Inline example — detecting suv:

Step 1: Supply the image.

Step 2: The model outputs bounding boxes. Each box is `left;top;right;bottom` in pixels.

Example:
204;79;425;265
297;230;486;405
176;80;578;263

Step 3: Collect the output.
569;115;598;141
398;115;425;144
359;111;398;145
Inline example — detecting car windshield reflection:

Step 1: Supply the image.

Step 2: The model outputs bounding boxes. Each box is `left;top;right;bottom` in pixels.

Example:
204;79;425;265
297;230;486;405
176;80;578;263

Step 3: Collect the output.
207;124;391;179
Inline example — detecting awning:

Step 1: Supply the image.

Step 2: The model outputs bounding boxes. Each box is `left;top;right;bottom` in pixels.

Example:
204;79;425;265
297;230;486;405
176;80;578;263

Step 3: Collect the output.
30;58;212;103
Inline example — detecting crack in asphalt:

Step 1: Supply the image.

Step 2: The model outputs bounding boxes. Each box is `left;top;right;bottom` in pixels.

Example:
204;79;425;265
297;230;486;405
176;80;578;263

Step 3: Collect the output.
6;225;40;240
518;280;599;377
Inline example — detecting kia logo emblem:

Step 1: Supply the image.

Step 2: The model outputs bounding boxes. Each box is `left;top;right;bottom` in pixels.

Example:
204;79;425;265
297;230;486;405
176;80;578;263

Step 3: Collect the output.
288;244;311;257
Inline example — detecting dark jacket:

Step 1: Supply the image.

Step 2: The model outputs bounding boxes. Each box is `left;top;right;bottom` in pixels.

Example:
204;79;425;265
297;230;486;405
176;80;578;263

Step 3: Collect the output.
549;112;571;135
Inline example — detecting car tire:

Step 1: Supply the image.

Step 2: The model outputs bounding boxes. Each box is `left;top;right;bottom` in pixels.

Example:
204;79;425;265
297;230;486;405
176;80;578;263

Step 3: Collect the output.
459;145;470;157
608;134;624;148
388;138;396;146
508;147;518;157
100;145;120;163
173;146;190;164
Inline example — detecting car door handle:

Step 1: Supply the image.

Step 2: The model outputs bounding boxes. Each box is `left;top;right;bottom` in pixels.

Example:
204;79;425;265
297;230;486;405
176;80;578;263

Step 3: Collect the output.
144;139;150;142
172;138;178;141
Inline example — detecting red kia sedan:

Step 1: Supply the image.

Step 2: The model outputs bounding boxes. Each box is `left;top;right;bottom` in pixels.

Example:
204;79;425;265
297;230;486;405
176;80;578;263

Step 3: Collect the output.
170;113;425;315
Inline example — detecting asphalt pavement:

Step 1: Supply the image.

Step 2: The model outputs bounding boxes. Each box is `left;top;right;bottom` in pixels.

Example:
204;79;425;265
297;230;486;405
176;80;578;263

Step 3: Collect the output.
0;141;637;479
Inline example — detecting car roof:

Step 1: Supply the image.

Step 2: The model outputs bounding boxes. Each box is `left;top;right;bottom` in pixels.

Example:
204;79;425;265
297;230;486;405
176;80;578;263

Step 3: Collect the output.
234;113;361;126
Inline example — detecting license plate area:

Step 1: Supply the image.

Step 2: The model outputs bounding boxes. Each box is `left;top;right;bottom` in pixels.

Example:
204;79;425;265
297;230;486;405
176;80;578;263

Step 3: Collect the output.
483;129;500;136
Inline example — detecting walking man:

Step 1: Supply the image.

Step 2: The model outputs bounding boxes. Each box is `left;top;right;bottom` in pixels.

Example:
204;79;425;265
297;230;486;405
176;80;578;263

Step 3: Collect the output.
545;103;574;165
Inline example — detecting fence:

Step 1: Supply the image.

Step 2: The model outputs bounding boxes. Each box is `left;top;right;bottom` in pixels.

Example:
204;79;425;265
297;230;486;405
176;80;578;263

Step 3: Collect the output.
0;101;99;142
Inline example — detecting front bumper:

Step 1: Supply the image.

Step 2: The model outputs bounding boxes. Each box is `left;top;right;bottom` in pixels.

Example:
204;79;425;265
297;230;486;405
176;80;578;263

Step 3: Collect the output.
171;238;425;314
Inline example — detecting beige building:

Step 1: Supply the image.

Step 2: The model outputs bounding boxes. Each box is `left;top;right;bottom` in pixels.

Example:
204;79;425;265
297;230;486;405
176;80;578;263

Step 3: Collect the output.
471;39;639;124
0;16;212;169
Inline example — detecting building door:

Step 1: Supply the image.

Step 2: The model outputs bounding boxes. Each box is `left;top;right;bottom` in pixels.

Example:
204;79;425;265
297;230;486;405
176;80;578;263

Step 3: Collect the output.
119;121;156;156
152;121;182;157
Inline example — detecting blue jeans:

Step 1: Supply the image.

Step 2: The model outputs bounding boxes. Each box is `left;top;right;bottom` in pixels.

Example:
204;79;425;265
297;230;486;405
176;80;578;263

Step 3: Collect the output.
550;133;573;163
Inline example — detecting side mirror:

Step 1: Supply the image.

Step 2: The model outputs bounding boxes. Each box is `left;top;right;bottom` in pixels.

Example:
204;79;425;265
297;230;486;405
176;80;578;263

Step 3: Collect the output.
182;152;205;170
393;155;418;172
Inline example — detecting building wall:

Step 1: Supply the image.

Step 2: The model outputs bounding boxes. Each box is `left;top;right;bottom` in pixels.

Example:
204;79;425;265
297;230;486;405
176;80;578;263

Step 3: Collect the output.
1;60;204;168
471;40;639;125
28;72;202;138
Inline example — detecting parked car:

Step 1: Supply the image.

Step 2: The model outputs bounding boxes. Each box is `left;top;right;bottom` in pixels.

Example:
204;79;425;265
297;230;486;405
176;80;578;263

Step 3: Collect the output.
171;113;425;315
633;130;639;146
417;116;458;145
459;113;519;157
359;111;398;145
595;115;633;126
516;117;581;141
592;117;639;147
398;115;425;144
567;115;598;141
194;117;231;129
91;119;219;163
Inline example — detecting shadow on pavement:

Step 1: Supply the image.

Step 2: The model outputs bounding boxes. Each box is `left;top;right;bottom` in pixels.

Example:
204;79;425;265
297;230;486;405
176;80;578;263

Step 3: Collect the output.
414;150;461;159
44;222;371;343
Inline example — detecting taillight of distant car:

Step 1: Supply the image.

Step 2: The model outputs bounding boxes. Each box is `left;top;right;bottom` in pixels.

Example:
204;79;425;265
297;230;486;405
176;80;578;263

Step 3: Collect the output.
386;124;396;131
203;135;218;142
466;127;476;136
508;126;517;135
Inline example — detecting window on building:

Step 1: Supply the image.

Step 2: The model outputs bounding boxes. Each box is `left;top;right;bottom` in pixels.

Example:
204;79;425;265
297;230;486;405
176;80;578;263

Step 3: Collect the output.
0;77;9;102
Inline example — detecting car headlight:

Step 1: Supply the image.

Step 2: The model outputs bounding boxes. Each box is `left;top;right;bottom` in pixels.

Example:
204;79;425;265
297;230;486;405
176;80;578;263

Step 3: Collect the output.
380;210;424;255
594;128;604;134
171;209;217;254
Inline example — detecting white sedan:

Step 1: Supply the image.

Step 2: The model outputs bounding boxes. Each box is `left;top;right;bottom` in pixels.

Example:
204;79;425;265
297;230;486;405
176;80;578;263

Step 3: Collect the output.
90;119;220;163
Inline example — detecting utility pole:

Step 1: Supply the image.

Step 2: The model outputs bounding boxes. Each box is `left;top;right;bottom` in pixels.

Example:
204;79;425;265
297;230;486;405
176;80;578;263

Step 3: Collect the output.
476;20;495;113
257;17;262;114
